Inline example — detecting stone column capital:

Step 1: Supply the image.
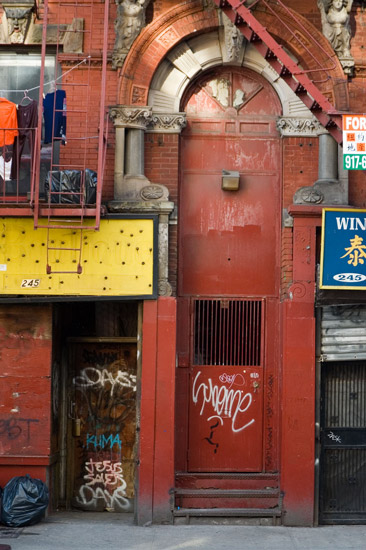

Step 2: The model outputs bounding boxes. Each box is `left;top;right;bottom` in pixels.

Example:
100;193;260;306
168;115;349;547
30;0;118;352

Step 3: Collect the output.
277;116;323;137
147;113;187;134
109;105;153;130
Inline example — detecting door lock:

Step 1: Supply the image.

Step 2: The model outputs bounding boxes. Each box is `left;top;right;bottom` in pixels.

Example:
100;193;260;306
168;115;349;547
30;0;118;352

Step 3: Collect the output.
73;418;81;437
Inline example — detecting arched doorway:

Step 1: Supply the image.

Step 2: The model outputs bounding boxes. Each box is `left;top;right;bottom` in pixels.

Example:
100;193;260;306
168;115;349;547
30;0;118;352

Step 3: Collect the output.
176;66;282;475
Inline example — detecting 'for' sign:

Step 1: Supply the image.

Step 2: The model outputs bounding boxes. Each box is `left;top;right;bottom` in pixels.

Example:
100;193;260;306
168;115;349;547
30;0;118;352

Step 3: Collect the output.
343;115;366;170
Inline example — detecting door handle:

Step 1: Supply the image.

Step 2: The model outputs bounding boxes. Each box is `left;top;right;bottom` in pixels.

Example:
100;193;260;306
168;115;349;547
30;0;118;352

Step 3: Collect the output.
69;401;76;420
315;422;320;441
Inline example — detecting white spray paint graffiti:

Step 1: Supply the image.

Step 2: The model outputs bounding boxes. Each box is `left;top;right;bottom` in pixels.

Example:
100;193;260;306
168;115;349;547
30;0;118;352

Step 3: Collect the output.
218;372;245;389
76;459;132;512
327;431;342;444
192;371;255;433
73;368;137;397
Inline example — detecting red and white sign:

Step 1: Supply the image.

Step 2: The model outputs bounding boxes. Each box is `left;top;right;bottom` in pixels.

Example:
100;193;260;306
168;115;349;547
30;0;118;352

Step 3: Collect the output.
343;115;366;169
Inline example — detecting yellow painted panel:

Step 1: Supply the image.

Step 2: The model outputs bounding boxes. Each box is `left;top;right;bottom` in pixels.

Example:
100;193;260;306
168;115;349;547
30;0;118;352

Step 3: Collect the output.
0;217;155;296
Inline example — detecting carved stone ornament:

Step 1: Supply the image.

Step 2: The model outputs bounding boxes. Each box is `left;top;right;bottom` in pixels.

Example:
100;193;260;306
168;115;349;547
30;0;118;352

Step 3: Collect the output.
222;12;244;63
0;1;84;50
112;0;151;70
140;184;169;201
277;117;323;137
297;187;325;204
288;281;315;302
339;55;355;75
1;0;35;44
109;106;153;129
317;0;355;75
147;113;187;134
158;280;173;297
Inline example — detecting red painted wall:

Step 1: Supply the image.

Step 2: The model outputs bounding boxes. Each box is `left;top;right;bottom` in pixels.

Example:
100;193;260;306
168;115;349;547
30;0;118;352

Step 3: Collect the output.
281;210;318;525
0;305;52;488
137;298;176;525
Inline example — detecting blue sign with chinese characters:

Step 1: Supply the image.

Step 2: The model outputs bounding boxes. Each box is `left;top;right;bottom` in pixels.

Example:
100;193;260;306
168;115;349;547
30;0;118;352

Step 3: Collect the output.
320;208;366;290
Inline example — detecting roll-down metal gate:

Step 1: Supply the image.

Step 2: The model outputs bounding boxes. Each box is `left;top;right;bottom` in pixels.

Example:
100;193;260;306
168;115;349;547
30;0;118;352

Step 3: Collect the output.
320;306;366;524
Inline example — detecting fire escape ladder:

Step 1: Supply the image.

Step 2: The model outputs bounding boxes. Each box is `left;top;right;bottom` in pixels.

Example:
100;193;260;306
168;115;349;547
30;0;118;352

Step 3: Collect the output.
32;0;110;274
215;0;344;143
46;224;84;275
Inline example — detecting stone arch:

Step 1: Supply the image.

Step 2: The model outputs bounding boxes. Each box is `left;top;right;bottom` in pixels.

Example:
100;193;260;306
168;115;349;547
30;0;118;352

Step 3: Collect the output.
118;0;218;105
148;31;309;118
118;0;346;110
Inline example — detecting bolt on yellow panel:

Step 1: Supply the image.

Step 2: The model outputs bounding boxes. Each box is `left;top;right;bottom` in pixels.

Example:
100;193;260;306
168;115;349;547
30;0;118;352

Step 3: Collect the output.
0;217;156;296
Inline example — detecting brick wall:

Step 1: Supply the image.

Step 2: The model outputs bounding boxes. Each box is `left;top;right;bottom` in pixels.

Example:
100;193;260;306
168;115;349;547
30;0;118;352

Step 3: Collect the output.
282;137;319;208
281;227;294;300
145;133;179;293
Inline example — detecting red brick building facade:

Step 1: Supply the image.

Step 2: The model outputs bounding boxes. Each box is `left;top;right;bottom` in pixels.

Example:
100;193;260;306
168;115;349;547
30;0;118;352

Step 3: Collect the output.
1;0;366;526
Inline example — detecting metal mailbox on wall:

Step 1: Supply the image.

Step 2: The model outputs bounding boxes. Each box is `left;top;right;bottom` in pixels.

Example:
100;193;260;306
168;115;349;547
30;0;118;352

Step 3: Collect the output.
320;208;366;290
0;216;157;298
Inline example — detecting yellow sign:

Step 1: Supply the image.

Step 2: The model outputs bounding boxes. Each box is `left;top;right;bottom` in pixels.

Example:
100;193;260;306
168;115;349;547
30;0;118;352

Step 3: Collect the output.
0;217;156;297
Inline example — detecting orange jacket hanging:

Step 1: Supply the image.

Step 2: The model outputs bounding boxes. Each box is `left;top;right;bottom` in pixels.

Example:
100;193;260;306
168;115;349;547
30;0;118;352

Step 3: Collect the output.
0;98;19;147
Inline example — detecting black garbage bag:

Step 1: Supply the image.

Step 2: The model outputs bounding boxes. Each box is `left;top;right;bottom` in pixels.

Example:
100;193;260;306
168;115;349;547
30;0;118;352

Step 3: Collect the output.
44;169;97;205
0;475;49;527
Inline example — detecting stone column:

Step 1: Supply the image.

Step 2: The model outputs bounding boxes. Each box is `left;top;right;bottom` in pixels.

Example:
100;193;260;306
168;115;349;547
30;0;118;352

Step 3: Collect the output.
113;127;125;198
158;210;171;297
277;116;348;206
108;199;174;297
316;131;338;185
125;128;145;178
109;106;152;201
108;111;187;296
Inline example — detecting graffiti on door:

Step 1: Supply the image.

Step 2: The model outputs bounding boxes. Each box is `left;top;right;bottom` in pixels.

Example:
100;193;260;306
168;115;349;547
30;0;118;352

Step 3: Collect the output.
188;366;263;471
75;459;130;512
192;370;256;438
70;343;137;512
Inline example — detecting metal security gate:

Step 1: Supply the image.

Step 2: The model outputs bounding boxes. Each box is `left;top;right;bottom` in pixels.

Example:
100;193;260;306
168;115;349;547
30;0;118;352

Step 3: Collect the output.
188;298;265;472
320;362;366;523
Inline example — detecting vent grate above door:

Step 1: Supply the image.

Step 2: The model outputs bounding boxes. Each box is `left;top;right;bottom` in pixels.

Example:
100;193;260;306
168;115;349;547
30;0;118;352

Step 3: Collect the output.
193;299;263;366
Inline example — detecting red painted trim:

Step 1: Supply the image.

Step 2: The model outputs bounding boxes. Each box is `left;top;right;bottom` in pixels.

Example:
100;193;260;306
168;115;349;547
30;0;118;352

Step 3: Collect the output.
0;466;48;486
281;215;317;526
137;299;158;525
281;301;316;526
0;456;52;466
137;298;177;525
0;207;98;218
152;297;176;523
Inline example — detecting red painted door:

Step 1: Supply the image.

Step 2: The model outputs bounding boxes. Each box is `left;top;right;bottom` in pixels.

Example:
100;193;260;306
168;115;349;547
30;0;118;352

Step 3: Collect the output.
179;68;281;472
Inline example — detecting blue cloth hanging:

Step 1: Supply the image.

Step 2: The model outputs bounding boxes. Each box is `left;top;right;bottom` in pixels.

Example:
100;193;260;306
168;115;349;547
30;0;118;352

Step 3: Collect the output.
43;89;66;145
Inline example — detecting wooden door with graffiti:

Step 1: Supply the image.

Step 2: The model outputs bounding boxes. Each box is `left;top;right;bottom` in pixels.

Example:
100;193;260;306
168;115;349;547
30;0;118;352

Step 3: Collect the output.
178;67;281;473
67;341;137;512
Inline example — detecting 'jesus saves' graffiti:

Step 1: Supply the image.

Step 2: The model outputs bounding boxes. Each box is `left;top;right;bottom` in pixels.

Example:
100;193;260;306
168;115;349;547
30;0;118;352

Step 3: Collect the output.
76;459;132;512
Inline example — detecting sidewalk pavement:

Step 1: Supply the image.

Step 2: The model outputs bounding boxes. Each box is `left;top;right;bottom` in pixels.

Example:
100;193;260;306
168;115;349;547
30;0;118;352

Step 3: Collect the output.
1;511;366;550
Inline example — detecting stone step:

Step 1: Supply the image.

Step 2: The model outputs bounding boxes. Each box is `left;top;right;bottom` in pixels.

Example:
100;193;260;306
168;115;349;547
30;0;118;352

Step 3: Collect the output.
173;506;283;525
174;488;279;498
175;472;280;490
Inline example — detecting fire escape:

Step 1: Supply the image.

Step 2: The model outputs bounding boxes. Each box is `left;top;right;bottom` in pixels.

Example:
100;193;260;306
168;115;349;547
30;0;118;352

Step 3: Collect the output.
0;0;109;274
213;0;346;144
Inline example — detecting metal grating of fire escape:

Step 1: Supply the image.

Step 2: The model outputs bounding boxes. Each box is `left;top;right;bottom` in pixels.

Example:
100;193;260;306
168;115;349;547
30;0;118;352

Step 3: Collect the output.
33;0;110;274
214;0;345;144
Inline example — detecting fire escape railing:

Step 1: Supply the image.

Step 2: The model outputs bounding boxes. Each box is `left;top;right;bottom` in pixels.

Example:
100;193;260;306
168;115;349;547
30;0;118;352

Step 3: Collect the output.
32;0;110;274
33;0;110;231
215;0;346;144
